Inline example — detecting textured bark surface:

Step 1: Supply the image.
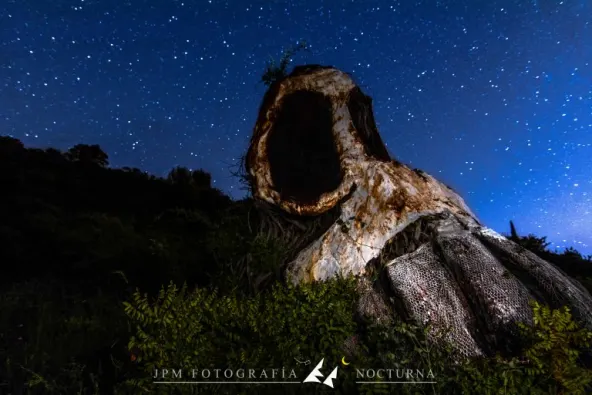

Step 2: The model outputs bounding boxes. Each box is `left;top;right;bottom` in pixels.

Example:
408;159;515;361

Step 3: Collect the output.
245;65;592;358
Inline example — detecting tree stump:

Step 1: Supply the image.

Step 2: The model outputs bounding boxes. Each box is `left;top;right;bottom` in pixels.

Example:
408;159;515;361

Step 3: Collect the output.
245;65;592;358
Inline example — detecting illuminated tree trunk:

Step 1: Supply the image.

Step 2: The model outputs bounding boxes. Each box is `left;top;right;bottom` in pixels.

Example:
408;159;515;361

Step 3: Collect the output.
245;65;592;358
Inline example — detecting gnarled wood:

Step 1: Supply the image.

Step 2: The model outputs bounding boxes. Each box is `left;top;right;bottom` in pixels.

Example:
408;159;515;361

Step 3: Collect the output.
246;65;592;358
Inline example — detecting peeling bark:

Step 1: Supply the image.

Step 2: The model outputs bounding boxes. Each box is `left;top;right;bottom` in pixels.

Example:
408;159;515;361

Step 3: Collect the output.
245;65;592;358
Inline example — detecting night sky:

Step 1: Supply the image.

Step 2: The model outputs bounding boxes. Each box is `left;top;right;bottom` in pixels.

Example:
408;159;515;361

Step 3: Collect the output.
2;1;591;254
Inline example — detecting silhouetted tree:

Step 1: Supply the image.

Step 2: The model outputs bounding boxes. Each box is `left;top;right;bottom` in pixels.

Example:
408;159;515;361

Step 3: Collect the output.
65;144;109;167
43;147;67;164
0;136;25;155
191;169;212;188
167;167;212;188
507;220;551;254
509;220;519;241
167;166;192;185
563;247;584;260
519;234;551;254
1;137;590;394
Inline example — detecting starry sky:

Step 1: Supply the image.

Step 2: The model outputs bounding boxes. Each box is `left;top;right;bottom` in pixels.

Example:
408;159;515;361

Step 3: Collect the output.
1;0;591;254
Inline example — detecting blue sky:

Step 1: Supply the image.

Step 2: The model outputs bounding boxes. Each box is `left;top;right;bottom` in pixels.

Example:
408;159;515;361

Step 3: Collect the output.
1;0;590;253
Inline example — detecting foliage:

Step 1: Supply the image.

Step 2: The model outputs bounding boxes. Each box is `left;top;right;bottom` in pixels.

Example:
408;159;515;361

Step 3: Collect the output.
506;220;592;293
1;137;591;394
0;279;129;394
64;143;110;167
121;283;592;395
0;137;236;393
0;135;25;153
260;41;308;86
507;220;551;254
206;218;290;296
120;276;359;394
517;302;592;393
167;166;212;189
443;301;592;395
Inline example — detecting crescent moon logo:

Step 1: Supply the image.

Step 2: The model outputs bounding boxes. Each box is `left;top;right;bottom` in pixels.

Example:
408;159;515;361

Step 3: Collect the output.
341;356;350;366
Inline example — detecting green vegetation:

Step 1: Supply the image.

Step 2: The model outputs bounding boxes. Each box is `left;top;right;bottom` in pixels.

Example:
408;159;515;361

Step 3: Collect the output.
506;220;592;292
260;41;309;86
1;137;591;394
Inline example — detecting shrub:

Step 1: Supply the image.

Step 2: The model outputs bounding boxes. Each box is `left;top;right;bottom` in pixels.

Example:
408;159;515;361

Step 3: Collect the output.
0;279;129;394
440;301;592;395
121;280;592;395
120;276;359;394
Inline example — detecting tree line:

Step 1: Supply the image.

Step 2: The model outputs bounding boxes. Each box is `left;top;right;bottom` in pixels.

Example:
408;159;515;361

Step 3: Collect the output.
0;136;590;394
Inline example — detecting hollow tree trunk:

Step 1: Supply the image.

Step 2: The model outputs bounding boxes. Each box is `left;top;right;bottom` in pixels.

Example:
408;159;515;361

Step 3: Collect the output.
245;65;592;358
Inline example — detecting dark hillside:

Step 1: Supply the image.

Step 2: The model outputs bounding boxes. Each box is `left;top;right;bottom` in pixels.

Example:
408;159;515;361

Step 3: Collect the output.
0;136;233;292
1;136;590;395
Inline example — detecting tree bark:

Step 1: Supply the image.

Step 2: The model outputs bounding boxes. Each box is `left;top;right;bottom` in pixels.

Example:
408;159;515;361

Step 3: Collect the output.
245;65;592;358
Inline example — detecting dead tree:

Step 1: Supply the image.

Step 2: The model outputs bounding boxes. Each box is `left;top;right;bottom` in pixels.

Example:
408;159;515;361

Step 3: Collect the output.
244;65;592;358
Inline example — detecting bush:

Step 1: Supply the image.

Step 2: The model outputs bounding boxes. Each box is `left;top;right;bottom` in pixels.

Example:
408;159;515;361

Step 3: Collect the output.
0;279;130;394
121;279;592;395
436;301;592;394
3;141;591;395
121;276;359;394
